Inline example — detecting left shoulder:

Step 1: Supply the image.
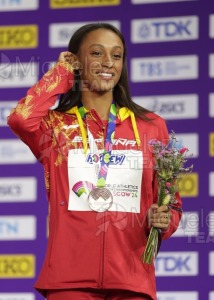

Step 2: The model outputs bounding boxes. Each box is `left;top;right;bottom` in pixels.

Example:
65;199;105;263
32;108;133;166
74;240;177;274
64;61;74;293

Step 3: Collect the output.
137;111;167;127
137;112;169;141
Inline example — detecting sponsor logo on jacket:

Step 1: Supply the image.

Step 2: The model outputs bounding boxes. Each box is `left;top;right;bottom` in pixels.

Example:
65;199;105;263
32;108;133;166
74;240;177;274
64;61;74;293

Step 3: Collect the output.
86;153;125;165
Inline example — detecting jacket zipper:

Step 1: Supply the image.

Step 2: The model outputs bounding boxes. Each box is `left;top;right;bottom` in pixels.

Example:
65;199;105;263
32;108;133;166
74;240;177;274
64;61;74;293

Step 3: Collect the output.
99;212;106;288
90;110;107;288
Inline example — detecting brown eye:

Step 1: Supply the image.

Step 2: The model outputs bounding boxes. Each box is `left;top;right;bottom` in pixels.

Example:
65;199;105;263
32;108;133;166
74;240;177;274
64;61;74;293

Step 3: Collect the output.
113;54;122;60
92;51;102;56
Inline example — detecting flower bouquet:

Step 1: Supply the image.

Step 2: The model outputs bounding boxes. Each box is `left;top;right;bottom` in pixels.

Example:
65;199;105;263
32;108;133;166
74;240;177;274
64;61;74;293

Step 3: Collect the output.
141;131;193;264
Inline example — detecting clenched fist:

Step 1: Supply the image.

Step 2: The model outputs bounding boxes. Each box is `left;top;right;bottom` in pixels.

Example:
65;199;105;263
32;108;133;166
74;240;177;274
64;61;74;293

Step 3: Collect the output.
58;51;81;70
147;204;171;231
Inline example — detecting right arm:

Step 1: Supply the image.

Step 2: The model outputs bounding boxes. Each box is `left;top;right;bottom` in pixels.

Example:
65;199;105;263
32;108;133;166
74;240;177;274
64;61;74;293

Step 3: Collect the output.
7;52;78;162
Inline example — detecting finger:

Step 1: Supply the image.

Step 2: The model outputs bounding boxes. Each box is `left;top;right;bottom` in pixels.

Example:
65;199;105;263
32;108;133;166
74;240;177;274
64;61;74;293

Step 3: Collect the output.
58;51;75;63
151;211;171;224
151;216;170;229
157;205;170;213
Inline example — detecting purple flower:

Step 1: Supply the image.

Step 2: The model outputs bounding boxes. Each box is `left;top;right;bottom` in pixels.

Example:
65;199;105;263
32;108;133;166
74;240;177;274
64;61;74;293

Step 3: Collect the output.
148;139;158;145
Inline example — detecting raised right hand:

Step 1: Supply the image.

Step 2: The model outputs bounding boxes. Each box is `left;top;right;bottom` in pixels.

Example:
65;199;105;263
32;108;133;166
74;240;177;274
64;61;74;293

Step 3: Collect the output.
58;51;80;70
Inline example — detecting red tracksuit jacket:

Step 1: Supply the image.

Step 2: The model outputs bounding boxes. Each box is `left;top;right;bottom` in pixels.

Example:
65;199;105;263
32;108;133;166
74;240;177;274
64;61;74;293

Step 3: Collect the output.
7;62;182;299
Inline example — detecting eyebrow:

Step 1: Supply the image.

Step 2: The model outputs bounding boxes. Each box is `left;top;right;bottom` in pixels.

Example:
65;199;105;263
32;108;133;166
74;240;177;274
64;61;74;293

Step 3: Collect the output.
89;44;123;50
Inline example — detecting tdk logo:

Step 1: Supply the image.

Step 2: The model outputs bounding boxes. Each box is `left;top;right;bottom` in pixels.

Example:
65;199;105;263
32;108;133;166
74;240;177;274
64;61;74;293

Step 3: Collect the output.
155;252;198;276
157;292;198;300
131;16;198;43
86;153;125;165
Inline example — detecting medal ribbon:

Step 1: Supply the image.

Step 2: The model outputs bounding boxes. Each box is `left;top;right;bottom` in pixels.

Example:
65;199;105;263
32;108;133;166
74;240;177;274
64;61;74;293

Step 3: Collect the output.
78;102;117;188
71;103;141;189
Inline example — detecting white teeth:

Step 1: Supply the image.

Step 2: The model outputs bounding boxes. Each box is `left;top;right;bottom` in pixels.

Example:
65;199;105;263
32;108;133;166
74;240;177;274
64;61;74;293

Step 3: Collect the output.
99;73;112;77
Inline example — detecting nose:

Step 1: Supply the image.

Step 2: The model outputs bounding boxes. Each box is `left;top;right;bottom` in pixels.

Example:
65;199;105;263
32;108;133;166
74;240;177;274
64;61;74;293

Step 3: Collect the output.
101;54;114;68
102;61;113;68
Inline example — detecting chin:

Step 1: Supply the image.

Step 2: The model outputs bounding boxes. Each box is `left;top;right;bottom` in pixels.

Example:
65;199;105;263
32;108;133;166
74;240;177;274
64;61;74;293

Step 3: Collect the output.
88;79;115;92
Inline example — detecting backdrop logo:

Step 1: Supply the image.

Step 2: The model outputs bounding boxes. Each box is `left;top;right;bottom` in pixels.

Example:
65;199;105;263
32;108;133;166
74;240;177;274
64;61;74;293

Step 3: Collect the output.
0;0;38;11
131;0;197;3
50;0;120;8
173;212;199;237
0;60;38;88
131;55;198;82
209;252;214;275
49;21;120;47
0;216;36;240
175;133;198;158
0;140;37;164
0;101;17;126
178;173;198;197
157;292;198;300
155;252;198;276
209;212;214;236
133;94;198;120
209;172;214;197
0;25;38;49
131;16;198;43
210;292;214;300
0;177;37;202
0;255;35;278
209;94;214;117
210;133;214;157
209;15;214;38
209;54;214;77
0;294;35;300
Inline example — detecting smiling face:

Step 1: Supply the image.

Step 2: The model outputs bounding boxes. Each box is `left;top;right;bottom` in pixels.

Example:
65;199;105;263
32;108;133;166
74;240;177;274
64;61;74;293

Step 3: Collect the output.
77;28;124;94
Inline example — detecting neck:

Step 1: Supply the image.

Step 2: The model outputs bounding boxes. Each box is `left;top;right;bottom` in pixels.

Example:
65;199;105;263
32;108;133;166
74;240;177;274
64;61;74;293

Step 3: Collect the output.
81;91;113;120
